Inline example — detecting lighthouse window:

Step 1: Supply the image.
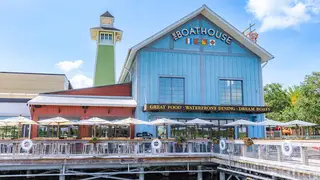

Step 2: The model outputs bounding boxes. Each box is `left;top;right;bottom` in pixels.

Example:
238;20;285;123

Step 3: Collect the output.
100;33;113;44
219;79;243;105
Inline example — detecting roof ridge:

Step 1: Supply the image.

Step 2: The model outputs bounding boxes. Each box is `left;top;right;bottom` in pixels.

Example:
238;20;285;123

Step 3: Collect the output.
100;11;114;18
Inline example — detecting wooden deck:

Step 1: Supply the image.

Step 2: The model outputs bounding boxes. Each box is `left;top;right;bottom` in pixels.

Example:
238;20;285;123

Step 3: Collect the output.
0;139;318;179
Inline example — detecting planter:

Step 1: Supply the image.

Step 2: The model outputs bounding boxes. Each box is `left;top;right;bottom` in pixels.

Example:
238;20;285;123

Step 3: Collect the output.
89;137;101;144
243;137;254;146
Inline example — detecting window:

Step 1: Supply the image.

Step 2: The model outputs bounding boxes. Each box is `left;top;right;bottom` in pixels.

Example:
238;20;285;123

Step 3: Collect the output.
219;79;243;105
100;33;113;44
170;119;235;139
159;77;184;104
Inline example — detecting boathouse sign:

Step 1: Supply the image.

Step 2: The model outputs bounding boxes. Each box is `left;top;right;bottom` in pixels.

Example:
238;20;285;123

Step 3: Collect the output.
171;27;233;45
143;104;271;113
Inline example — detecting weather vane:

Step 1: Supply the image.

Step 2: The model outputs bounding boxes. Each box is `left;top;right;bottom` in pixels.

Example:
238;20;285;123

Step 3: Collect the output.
243;23;258;43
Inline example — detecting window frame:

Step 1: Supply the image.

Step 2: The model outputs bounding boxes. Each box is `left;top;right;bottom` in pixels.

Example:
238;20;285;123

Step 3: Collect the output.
168;118;236;139
99;32;113;44
219;78;243;105
158;76;185;104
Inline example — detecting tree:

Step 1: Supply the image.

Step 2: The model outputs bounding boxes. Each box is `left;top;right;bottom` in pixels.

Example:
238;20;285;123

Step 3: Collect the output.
263;83;300;121
287;85;301;106
264;72;320;124
264;83;291;121
295;72;320;124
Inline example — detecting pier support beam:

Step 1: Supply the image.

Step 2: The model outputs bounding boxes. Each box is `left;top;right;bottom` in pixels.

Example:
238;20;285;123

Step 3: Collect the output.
301;147;309;165
197;165;203;180
276;146;282;162
59;166;65;180
139;167;144;180
220;171;225;180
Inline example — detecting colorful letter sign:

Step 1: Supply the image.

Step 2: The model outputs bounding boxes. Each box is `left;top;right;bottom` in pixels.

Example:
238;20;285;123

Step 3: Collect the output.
171;27;232;45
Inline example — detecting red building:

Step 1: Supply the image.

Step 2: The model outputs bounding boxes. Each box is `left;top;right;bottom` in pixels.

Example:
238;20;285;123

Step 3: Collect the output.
28;83;136;138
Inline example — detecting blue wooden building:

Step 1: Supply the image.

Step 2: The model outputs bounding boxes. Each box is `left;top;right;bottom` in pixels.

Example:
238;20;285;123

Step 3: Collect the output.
118;5;273;139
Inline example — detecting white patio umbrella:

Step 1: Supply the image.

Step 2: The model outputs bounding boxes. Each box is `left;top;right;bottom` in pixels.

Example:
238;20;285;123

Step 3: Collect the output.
186;118;214;125
224;119;257;138
150;118;185;125
113;117;151;138
257;118;285;126
151;118;185;138
283;120;317;127
2;116;37;138
113;117;152;125
223;119;257;127
186;118;214;138
283;120;317;137
38;117;70;137
257;118;285;138
75;117;113;137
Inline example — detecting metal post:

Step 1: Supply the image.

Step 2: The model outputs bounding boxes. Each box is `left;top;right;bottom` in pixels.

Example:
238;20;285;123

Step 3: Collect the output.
197;165;203;180
139;167;144;180
258;144;261;159
242;144;247;157
59;165;65;180
276;145;282;162
220;171;225;180
301;146;309;165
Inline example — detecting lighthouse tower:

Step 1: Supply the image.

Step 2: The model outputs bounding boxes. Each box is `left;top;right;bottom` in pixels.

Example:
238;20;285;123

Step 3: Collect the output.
90;11;122;86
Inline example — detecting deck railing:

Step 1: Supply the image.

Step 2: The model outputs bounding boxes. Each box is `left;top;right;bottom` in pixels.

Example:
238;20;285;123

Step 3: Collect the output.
0;139;319;169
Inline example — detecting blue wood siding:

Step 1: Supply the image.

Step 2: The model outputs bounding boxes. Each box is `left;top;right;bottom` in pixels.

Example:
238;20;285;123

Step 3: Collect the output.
131;15;265;138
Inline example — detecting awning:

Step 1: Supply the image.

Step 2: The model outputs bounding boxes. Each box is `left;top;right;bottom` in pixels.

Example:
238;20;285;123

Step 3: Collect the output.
28;94;137;107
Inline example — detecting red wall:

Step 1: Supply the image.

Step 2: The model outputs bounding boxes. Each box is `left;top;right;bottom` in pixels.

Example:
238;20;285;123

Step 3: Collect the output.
49;83;131;96
31;105;135;138
30;83;135;138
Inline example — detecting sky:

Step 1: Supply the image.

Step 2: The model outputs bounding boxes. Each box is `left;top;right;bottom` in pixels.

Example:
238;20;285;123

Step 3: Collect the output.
0;0;319;88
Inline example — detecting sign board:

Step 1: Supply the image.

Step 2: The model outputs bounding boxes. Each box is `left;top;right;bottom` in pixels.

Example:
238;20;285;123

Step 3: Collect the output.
171;27;233;45
143;104;271;114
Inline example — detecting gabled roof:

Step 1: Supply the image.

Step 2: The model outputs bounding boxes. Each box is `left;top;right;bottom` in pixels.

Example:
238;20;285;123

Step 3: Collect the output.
118;5;274;83
100;11;114;18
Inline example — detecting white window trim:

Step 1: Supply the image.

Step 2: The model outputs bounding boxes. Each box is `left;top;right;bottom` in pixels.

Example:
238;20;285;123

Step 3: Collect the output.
99;32;114;45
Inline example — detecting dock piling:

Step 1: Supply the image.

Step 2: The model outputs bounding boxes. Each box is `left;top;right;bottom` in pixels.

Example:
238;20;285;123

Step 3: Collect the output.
197;165;203;180
139;167;144;180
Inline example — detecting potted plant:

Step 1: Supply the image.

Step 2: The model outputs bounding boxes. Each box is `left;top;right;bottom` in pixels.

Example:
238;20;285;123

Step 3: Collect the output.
176;136;187;146
243;137;254;146
212;137;219;144
89;137;100;144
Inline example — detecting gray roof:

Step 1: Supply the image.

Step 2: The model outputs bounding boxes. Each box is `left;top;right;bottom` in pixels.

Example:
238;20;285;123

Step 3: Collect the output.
100;11;114;18
0;98;31;103
0;71;66;76
28;94;137;107
91;27;122;31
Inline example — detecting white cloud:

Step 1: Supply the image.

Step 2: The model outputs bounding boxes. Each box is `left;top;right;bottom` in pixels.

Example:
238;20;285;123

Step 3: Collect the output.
56;60;83;72
246;0;320;32
70;74;93;89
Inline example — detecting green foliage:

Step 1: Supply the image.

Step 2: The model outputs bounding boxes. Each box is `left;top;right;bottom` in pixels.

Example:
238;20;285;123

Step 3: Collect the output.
264;72;320;124
176;136;187;144
212;137;219;144
88;137;100;144
264;83;290;112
